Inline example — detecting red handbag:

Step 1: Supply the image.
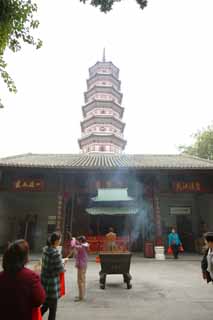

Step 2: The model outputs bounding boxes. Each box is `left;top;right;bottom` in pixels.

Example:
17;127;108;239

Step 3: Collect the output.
60;272;65;297
179;245;184;252
32;307;42;320
95;255;100;263
167;246;173;254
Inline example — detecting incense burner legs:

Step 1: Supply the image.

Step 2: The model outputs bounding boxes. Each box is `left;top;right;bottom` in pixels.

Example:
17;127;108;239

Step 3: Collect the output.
99;271;132;289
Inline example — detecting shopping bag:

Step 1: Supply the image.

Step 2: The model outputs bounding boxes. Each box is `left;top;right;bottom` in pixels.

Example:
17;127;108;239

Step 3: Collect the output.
95;255;100;263
179;245;184;252
60;272;65;297
32;307;42;320
167;246;173;254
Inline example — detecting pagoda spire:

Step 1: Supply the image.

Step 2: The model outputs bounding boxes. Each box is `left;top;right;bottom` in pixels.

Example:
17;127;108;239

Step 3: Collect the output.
102;48;106;62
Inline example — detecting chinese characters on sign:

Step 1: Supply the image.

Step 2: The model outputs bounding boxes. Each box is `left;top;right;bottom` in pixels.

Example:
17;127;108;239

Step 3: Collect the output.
13;179;44;191
170;207;191;215
153;195;162;238
172;181;202;193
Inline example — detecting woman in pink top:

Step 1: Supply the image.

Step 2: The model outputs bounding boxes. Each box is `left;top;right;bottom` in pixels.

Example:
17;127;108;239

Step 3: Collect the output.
71;235;89;301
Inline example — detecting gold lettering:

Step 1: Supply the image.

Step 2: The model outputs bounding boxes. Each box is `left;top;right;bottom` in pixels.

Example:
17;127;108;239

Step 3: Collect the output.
15;180;21;189
35;181;41;187
191;182;195;191
196;182;201;191
29;181;35;188
22;181;28;188
183;183;188;191
176;182;182;192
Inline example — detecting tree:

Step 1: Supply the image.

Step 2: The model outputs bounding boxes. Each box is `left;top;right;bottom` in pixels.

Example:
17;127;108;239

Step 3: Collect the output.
79;0;148;13
0;0;42;93
179;124;213;160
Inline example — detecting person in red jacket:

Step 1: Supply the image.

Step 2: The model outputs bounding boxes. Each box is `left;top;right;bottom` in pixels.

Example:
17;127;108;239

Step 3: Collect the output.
0;239;46;320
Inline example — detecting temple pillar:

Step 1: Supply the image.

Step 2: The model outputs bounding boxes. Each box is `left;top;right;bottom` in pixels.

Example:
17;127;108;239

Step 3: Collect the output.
152;177;165;260
56;175;65;234
153;193;163;242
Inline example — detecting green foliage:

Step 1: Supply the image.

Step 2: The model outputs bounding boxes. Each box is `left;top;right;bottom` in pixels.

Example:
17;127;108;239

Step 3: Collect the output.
79;0;148;13
179;125;213;160
0;0;42;93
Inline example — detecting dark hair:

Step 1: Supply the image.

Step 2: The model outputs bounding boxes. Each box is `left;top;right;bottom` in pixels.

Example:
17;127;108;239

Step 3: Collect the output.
109;227;114;232
77;235;86;243
65;231;72;241
2;240;29;274
205;232;213;242
47;232;61;246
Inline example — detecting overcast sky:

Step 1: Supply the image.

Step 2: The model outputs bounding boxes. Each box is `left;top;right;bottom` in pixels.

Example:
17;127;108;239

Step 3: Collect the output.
0;0;213;158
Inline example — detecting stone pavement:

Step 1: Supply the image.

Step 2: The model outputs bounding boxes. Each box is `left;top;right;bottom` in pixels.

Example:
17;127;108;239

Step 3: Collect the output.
34;255;213;320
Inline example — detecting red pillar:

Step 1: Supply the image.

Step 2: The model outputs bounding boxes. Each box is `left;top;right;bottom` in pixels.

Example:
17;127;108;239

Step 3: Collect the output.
152;181;163;245
56;175;65;234
56;193;64;232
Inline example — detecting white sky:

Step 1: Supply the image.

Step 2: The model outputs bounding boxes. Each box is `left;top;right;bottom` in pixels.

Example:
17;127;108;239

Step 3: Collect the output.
0;0;213;158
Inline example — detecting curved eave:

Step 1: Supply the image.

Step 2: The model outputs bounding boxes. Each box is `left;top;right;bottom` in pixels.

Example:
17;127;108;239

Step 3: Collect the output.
86;207;138;215
84;85;123;103
80;115;125;131
89;61;120;75
82;100;124;118
78;133;127;149
86;73;121;90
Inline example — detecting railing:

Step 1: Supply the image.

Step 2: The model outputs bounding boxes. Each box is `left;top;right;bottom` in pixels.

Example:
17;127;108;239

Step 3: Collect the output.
87;235;130;253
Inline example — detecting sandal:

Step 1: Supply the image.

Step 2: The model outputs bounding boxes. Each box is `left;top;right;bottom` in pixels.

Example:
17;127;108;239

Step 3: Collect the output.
74;297;83;302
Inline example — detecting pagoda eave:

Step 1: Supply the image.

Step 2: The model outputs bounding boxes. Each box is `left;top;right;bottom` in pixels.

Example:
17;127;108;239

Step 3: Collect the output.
87;74;121;90
89;61;120;76
82;100;124;118
80;115;125;131
84;85;123;103
78;133;127;149
87;72;121;83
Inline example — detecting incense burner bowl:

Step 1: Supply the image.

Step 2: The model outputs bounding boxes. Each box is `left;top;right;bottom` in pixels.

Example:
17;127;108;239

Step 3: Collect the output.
99;252;132;289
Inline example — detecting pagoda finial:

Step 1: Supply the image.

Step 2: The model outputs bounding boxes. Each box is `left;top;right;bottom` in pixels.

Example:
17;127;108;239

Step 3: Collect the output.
102;48;106;62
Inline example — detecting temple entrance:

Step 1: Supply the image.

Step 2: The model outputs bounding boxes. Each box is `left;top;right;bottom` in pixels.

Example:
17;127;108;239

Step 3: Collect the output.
99;215;126;235
89;215;127;236
176;215;194;252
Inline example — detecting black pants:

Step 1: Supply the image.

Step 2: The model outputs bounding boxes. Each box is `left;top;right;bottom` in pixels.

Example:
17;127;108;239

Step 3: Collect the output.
41;298;58;320
171;244;179;259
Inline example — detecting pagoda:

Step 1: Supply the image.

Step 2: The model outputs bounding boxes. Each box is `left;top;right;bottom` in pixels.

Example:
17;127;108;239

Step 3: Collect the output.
78;50;127;153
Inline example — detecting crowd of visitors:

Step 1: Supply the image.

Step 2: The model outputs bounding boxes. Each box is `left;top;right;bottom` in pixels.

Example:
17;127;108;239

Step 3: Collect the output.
0;232;89;320
0;227;213;320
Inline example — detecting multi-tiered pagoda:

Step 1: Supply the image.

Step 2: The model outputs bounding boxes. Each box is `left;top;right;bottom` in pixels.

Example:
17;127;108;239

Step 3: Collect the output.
78;51;127;153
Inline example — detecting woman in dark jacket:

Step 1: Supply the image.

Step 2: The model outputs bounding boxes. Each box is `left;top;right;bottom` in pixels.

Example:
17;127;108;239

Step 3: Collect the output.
41;232;65;320
201;232;213;283
0;239;46;320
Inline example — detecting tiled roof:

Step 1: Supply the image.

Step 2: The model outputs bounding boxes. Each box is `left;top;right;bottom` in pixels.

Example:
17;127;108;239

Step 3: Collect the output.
86;207;137;215
0;153;213;170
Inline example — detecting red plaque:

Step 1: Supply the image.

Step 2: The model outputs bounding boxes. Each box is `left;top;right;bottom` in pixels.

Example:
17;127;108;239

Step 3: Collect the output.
172;181;204;193
13;179;44;191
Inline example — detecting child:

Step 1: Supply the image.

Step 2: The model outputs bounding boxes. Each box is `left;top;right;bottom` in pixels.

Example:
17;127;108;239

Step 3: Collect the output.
201;232;213;283
72;235;89;302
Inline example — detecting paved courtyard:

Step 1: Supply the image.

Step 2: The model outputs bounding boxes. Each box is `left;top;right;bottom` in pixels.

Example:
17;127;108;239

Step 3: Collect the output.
31;255;213;320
